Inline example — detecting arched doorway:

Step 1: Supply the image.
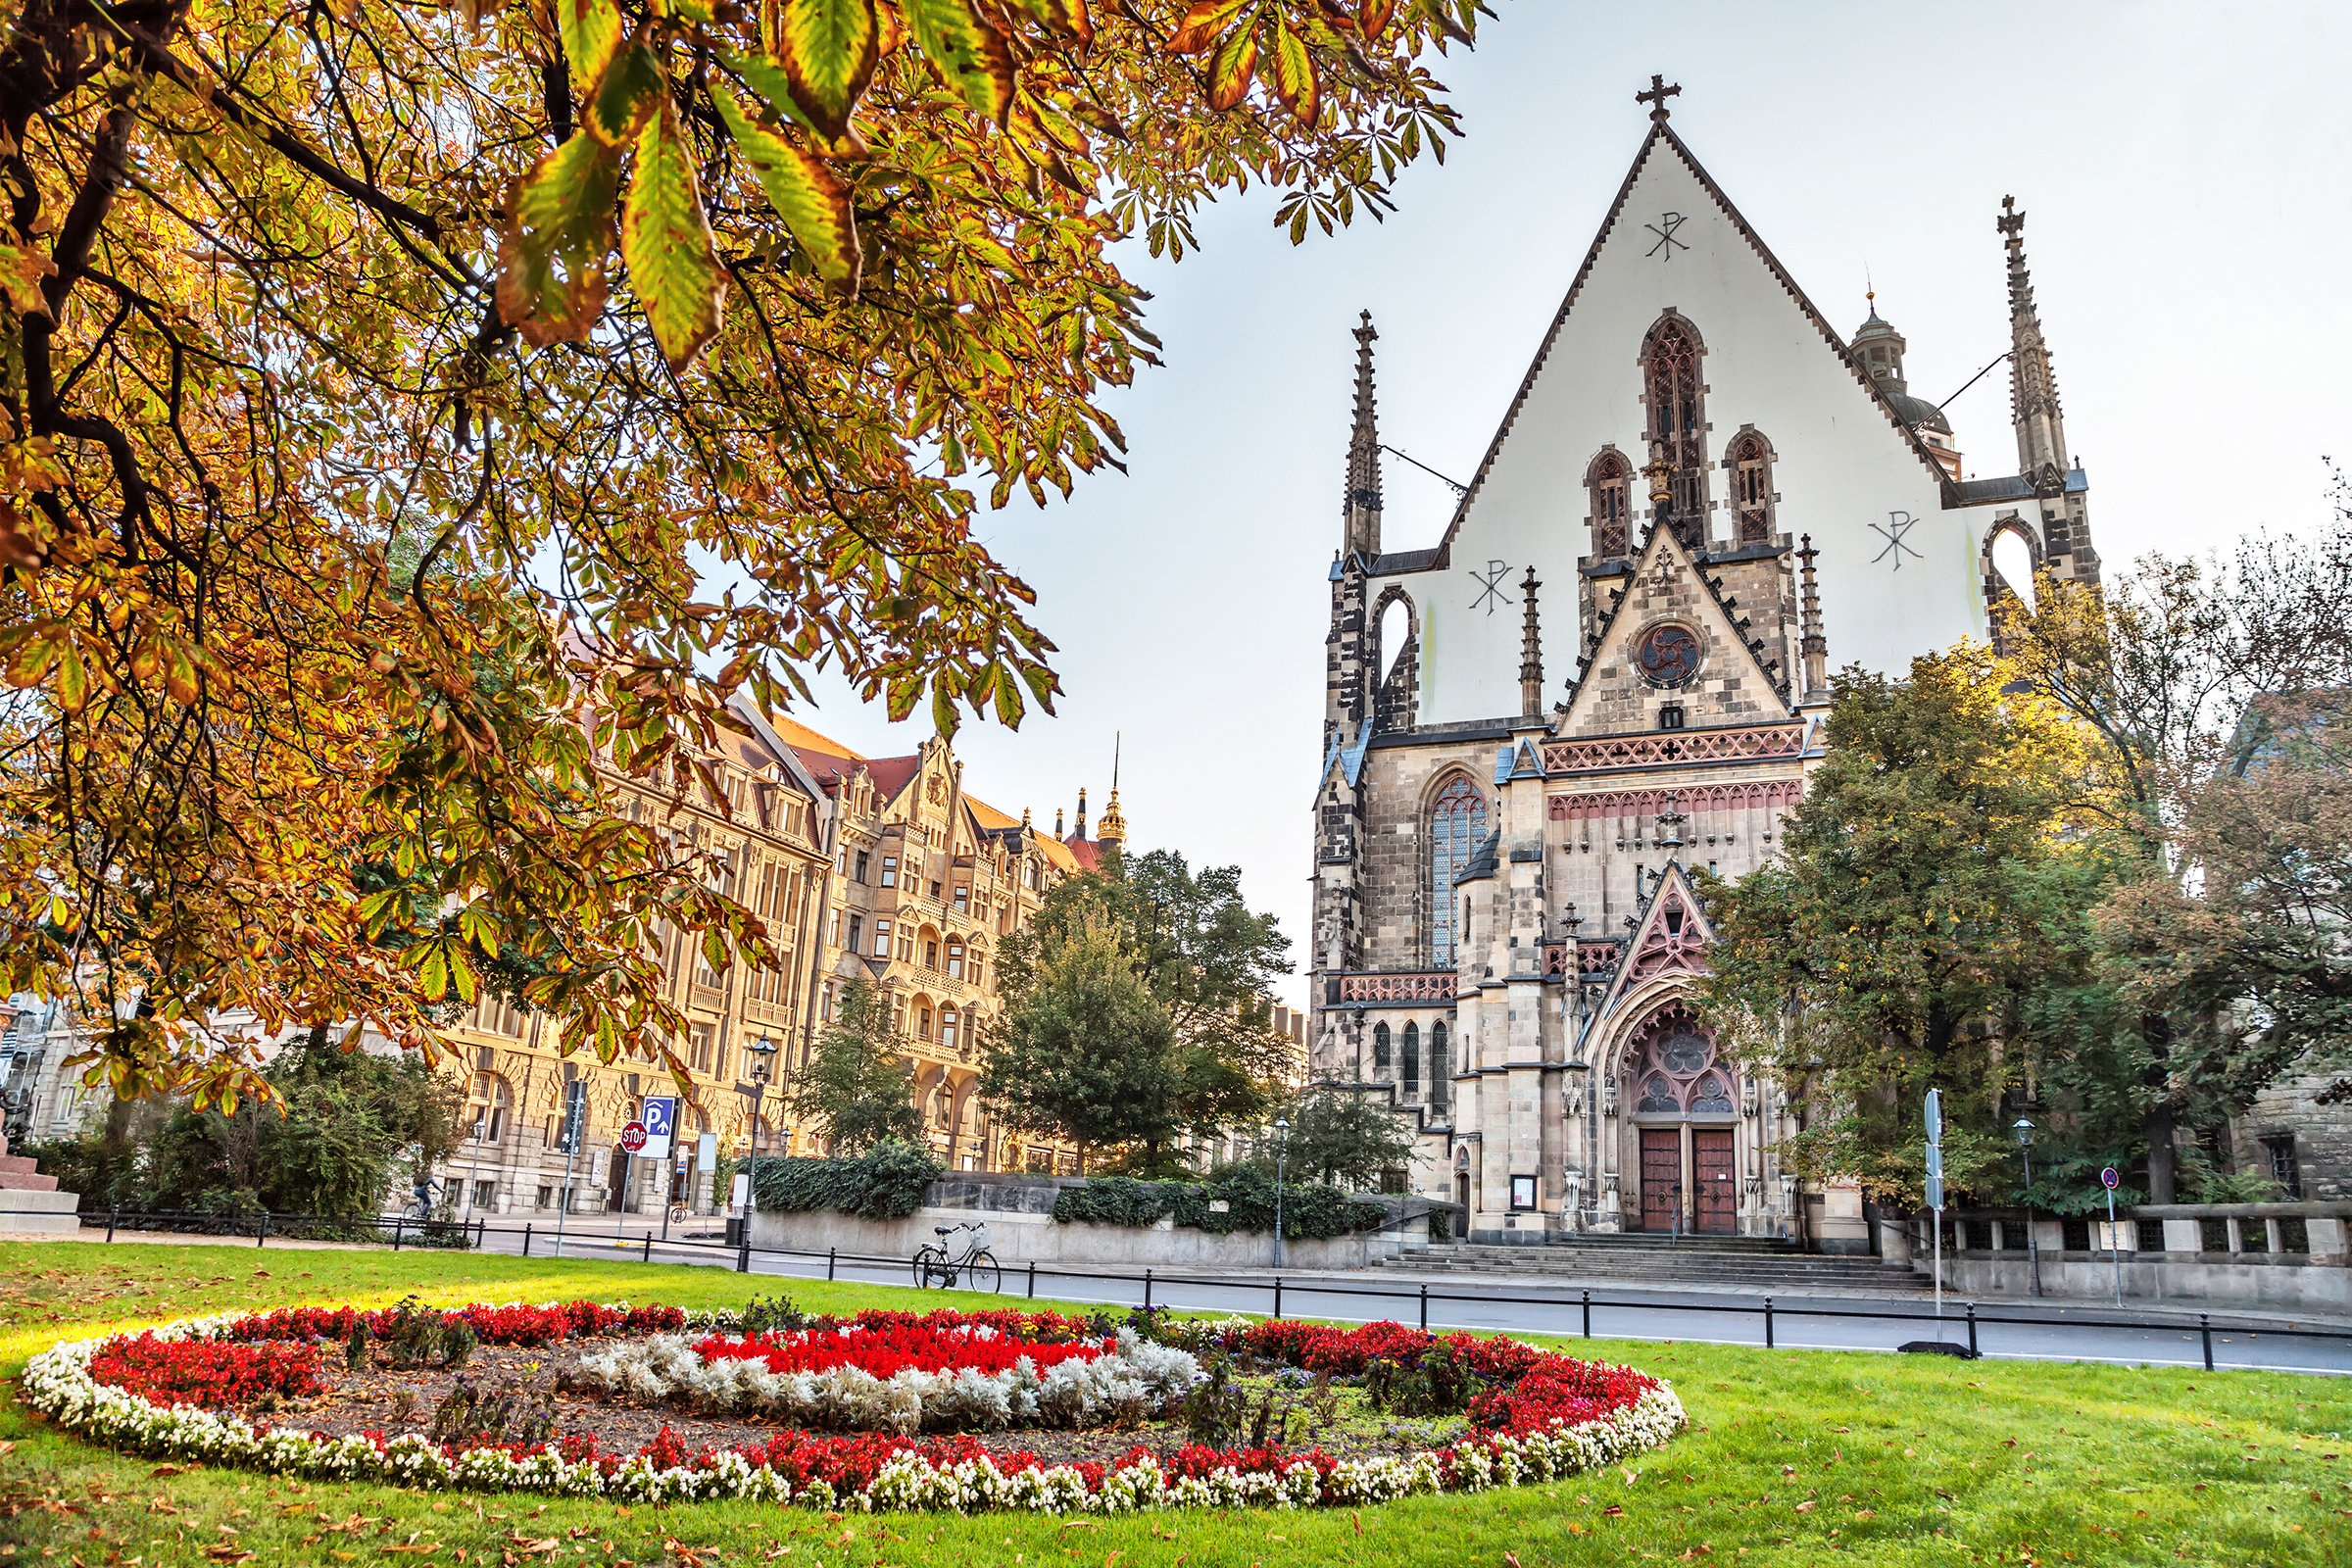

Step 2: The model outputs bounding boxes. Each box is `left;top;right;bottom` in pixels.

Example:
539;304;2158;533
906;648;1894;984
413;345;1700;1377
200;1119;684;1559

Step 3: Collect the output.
1622;1001;1740;1235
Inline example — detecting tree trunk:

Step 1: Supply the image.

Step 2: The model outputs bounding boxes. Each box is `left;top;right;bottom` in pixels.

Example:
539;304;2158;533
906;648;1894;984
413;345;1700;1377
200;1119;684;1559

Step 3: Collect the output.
2143;1011;2177;1203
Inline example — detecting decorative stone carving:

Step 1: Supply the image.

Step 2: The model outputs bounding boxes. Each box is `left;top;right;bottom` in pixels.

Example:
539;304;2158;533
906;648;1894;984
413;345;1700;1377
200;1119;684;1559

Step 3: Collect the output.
1601;1075;1619;1118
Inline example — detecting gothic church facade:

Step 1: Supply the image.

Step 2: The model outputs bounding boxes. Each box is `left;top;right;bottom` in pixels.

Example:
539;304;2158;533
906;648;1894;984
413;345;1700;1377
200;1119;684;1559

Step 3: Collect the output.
1309;83;2097;1249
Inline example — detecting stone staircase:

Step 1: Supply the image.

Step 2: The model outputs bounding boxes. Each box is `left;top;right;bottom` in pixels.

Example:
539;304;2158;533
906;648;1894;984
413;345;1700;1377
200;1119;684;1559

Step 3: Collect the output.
1380;1232;1935;1294
0;1134;83;1235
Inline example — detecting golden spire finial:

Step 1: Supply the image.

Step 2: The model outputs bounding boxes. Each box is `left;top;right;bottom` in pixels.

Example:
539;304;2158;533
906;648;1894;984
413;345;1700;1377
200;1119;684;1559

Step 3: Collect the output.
1097;732;1126;846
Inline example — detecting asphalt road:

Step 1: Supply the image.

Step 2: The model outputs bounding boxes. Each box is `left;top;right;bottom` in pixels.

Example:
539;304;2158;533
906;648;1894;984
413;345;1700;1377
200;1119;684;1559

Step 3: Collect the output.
473;1220;2352;1377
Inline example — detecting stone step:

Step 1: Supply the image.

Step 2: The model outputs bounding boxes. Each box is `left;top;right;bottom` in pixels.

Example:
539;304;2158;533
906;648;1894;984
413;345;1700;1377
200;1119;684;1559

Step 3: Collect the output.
0;1188;83;1234
1384;1242;1934;1291
0;1170;60;1191
0;1153;37;1175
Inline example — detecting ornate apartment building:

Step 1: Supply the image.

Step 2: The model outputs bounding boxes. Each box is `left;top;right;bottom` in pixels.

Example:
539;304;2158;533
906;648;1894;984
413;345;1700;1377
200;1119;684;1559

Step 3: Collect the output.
429;705;1136;1219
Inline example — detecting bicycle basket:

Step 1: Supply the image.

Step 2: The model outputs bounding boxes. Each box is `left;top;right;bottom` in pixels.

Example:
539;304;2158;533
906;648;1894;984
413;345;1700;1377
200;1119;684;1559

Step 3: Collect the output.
966;1223;991;1250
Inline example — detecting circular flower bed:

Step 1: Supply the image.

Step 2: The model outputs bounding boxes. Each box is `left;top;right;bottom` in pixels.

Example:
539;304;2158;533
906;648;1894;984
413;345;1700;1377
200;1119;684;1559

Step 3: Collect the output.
24;1298;1685;1513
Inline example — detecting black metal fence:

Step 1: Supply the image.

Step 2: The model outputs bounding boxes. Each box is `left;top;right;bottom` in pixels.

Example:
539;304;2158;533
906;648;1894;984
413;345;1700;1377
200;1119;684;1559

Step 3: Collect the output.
11;1203;2349;1374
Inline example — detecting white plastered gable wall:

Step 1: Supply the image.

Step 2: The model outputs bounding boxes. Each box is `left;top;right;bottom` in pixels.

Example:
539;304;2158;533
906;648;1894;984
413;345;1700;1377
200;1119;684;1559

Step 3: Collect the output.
1387;129;1984;727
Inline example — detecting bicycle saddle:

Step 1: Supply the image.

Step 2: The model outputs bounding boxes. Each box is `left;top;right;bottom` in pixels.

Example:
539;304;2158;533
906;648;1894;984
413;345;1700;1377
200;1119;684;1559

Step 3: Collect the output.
934;1225;956;1235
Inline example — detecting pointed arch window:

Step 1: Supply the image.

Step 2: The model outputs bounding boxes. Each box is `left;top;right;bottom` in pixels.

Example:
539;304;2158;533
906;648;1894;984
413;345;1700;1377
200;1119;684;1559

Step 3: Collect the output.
1402;1022;1421;1098
1728;430;1773;543
1373;1021;1393;1075
1428;776;1489;968
1586;450;1632;558
1430;1022;1449;1114
1643;318;1707;532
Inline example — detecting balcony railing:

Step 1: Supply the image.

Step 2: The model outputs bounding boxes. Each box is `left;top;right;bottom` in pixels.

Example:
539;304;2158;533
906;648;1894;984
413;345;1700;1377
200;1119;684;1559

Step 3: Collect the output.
1332;971;1459;1004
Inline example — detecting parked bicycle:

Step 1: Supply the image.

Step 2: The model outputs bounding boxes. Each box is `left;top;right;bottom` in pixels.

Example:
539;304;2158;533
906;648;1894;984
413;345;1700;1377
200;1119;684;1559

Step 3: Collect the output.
911;1222;1001;1293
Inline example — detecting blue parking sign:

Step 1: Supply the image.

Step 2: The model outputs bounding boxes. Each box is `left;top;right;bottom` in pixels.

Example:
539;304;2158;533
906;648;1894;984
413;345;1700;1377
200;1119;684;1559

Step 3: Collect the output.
640;1096;676;1159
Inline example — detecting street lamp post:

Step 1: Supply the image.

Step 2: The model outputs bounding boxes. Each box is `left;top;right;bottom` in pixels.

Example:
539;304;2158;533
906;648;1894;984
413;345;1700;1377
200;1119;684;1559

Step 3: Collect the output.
1271;1115;1291;1270
735;1037;781;1270
2013;1118;2043;1299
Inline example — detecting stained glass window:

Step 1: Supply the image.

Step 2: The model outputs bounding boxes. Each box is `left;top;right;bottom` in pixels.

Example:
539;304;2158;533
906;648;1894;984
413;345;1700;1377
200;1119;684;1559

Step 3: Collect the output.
1402;1022;1420;1097
1588;450;1631;557
1731;431;1772;543
1430;1022;1449;1114
1429;776;1489;967
1644;318;1707;532
1690;1075;1736;1113
1640;1076;1680;1113
1374;1021;1392;1073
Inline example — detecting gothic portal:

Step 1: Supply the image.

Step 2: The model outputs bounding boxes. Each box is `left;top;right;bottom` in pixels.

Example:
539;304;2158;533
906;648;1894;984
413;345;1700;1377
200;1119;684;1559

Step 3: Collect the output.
1308;83;2098;1249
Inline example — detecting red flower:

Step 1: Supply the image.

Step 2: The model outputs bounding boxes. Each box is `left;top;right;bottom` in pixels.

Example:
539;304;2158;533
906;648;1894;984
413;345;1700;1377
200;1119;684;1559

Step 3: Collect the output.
90;1334;323;1409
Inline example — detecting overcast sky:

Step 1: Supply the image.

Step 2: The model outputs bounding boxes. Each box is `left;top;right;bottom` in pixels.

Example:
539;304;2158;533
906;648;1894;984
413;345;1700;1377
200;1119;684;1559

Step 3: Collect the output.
784;1;2352;1010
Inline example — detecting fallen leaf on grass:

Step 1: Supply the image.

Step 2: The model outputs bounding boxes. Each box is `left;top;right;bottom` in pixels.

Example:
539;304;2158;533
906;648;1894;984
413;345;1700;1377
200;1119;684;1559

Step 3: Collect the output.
1603;1504;1625;1518
1504;1554;1522;1567
1794;1501;1816;1513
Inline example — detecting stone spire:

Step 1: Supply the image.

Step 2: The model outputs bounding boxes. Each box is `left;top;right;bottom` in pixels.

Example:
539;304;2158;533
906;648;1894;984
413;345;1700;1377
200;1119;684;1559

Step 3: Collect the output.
1999;196;2069;491
1796;533;1828;698
1343;311;1383;559
1096;734;1126;848
1517;565;1544;715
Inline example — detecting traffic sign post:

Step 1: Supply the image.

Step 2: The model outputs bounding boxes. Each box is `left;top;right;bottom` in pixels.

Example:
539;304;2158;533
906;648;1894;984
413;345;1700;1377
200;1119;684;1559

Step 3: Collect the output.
2102;1165;2124;1308
618;1120;648;1153
1925;1090;1945;1333
552;1079;586;1260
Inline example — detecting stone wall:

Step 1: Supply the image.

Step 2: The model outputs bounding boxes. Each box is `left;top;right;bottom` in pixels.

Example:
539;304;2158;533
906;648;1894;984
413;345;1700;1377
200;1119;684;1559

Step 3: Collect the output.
1912;1202;2351;1310
2231;1074;2352;1202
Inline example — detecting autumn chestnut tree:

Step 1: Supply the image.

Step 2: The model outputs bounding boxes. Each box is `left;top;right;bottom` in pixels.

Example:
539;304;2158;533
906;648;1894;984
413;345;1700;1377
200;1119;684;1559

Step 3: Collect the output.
0;0;1486;1107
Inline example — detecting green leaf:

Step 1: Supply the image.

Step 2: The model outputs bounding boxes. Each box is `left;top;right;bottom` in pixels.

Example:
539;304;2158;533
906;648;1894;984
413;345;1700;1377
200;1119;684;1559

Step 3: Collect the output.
359;888;408;941
496;129;620;345
447;943;480;1005
621;97;729;372
1206;22;1258;112
418;944;451;1002
590;43;666;145
557;0;627;90
771;0;880;141
1268;14;1317;127
903;0;1013;124
710;82;862;295
54;640;87;713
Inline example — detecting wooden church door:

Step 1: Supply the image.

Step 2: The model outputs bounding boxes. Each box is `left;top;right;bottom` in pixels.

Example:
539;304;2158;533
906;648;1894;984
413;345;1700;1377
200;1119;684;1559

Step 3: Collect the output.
1639;1130;1681;1232
1693;1129;1737;1234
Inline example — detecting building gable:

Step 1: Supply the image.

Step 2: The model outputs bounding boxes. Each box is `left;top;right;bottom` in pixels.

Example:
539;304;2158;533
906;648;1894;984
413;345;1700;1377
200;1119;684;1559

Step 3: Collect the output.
1556;521;1792;738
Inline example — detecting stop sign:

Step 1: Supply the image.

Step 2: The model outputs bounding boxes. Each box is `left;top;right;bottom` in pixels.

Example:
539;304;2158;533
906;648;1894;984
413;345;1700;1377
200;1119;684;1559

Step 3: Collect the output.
618;1120;648;1154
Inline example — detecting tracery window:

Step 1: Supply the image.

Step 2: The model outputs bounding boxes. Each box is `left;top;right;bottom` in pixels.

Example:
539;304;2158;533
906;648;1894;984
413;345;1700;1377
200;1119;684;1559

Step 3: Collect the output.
1728;430;1773;543
1402;1022;1420;1098
1642;318;1707;534
1626;1001;1737;1117
1428;776;1489;968
1373;1022;1393;1074
1430;1022;1449;1114
1586;449;1632;558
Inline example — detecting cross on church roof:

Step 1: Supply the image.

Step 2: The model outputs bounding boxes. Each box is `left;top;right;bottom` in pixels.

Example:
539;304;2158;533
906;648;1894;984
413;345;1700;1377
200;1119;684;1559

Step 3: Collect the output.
1638;74;1681;123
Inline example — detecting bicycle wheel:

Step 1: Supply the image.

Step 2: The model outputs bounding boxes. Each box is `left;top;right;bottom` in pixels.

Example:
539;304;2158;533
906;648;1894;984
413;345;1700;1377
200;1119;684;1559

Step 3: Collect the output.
965;1250;1002;1295
911;1245;945;1289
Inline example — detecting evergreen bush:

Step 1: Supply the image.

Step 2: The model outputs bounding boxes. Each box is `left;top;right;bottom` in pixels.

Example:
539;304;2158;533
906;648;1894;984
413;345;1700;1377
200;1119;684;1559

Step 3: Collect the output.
747;1141;942;1221
1051;1168;1385;1240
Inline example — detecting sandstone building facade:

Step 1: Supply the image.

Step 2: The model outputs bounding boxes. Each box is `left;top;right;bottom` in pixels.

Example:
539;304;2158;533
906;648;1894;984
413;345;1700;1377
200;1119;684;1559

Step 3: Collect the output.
1310;86;2103;1248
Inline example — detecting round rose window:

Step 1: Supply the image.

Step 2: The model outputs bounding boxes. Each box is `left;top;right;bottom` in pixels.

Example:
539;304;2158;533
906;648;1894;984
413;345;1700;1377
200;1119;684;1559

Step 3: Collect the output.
1637;624;1700;687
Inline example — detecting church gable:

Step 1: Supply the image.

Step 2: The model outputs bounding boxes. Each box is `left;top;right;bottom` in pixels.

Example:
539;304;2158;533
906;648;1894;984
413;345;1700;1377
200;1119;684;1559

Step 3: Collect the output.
1556;522;1790;739
1592;859;1715;1020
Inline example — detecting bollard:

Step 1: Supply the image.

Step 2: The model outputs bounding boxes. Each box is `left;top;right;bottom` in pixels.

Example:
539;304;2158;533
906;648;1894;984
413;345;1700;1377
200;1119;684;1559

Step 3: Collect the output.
1765;1295;1776;1348
257;1212;270;1249
736;1232;751;1274
828;1247;838;1282
1582;1288;1592;1340
2200;1312;2214;1371
642;1232;653;1263
1273;1276;1283;1320
107;1207;118;1244
1027;1260;1037;1299
521;1222;532;1258
1145;1269;1153;1313
392;1216;404;1251
1965;1299;1978;1360
1419;1282;1428;1333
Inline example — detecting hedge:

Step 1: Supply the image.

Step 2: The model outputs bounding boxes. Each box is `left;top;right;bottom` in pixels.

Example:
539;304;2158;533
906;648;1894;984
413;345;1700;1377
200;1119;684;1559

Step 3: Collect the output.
1052;1168;1387;1241
748;1142;943;1221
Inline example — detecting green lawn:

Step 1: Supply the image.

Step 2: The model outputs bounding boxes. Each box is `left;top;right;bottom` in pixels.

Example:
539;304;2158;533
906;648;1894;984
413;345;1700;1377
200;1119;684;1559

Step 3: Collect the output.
1;1241;2346;1567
